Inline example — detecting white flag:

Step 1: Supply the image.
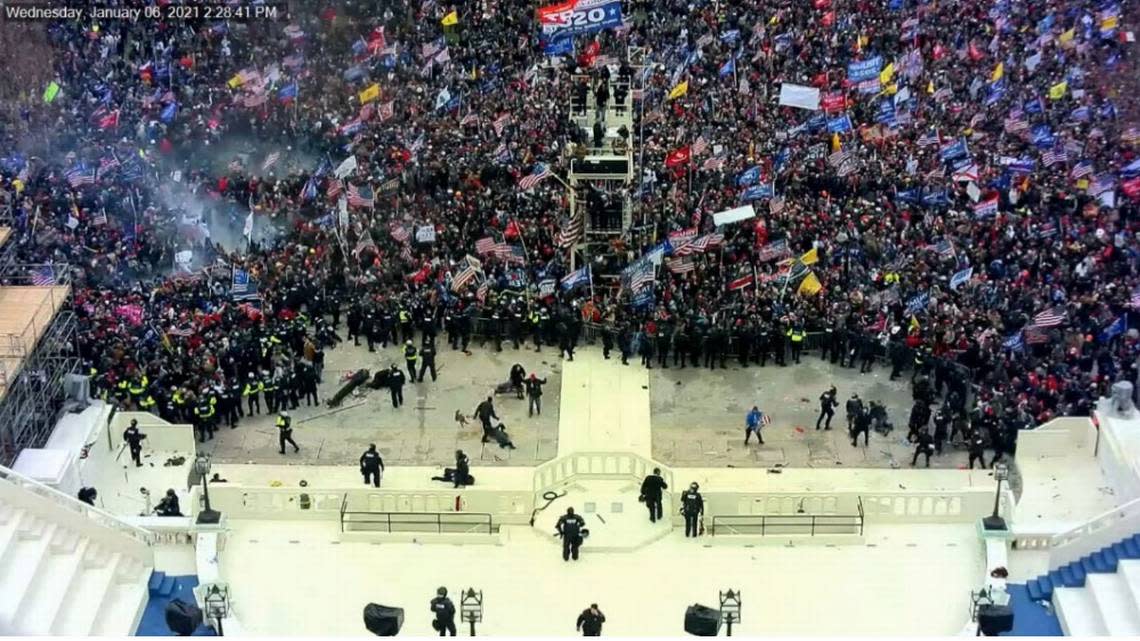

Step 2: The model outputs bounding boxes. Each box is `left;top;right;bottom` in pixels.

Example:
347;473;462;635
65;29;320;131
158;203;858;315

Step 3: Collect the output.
334;156;358;179
243;211;254;240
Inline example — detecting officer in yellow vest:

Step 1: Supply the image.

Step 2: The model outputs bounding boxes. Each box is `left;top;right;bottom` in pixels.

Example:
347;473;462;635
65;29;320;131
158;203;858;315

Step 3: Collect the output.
788;323;806;364
194;395;216;443
243;372;263;415
276;412;299;454
263;374;278;413
139;394;157;413
404;340;419;383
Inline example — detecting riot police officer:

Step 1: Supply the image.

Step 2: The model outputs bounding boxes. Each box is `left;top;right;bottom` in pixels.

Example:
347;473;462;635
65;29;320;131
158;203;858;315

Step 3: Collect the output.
419;339;438;382
123;419;147;467
681;482;704;538
360;443;384;487
277;411;299;454
430;587;457;636
556;507;587;561
404;340;420;383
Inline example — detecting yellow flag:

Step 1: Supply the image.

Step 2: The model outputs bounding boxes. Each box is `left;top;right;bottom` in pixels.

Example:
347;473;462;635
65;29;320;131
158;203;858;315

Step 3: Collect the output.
883;83;898;96
797;272;822;296
768;14;780;25
1059;28;1075;44
857;33;869;50
1102;15;1118;31
1048;81;1068;100
831;132;842;152
909;315;920;332
799;247;819;265
926;80;935;95
441;10;458;26
667;80;689;101
1077;178;1090;191
358;83;381;104
227;75;243;89
991;62;1004;82
879;62;895;85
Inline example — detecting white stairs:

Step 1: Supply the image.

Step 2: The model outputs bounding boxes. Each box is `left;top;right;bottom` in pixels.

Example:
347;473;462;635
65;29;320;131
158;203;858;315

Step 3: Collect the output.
1055;560;1140;636
0;468;153;635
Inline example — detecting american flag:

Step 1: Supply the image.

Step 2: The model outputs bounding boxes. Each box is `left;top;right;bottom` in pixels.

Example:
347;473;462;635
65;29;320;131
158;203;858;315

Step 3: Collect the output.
475;237;497;254
1042;148;1068;167
347;183;375;208
1024;326;1051;345
624;260;655;292
756;239;790;262
492;113;510;137
66;164;95;188
701;157;725;172
927;239;954;258
676;233;724;256
451;265;479;292
262;151;280;172
668;227;698;246
30;265;56;286
668;258;696;274
352;234;377;258
475;279;491;304
557;213;583;248
518;163;552;190
1033;307;1066;327
327;179;344;199
1070;160;1094;179
489;242;512;259
90;208;108;226
916;130;940;147
389;222;410;243
167;325;194;338
460;113;479;126
1089;174;1115;196
493;143;512;164
1129;288;1140;309
401;245;415;262
828;149;851;167
770;196;786;214
692;136;710;156
97;156;120;179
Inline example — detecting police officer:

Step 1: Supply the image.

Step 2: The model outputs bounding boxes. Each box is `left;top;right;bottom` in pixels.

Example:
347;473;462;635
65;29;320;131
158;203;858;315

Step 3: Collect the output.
756;323;771;366
851;407;872;447
639;467;668;523
194;394;216;443
360;444;384;487
556;507;587;561
968;429;987;469
404;340;420;383
389;364;406;408
244;372;262;416
430;587;457;636
933;406;951;455
418;339;438;382
816;386;838;430
399;305;415;344
277;411;299;454
154;489;183;517
681;482;704;538
453;450;471;488
227;376;244;425
123;419;147;467
911;429;935;467
576;604;606;637
788;322;805;364
347;303;363;346
845;393;863;431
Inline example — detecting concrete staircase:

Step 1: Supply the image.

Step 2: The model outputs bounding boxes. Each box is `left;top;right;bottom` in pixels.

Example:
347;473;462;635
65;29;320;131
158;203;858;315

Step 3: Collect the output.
1024;534;1140;636
0;466;154;635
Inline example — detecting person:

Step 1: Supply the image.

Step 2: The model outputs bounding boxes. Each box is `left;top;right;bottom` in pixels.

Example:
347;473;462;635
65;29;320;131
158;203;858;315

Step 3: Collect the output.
576;604;606;636
77;486;98;506
845;393;863;431
454;450;471;488
681;482;704;538
933;406;951;455
851;407;872;447
487;422;518;449
525;373;547;417
744;406;765;445
404;340;419;383
509;363;527;399
244;372;263;416
816;386;838;430
911;429;935;468
968;430;988;470
360;444;384;487
277;411;299;455
419;339;438;383
389;364;406;408
430;587;457;637
639;468;668;523
122;419;147;467
154;489;182;517
475;396;499;439
556;507;586;561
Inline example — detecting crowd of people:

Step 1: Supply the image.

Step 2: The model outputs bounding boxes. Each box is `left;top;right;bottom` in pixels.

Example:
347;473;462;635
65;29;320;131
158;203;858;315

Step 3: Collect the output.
0;0;1137;460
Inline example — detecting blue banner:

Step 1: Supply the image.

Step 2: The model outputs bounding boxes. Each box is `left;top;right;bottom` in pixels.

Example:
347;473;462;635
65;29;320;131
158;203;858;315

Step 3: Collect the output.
827;114;853;133
539;0;623;40
543;35;574;56
846;56;883;82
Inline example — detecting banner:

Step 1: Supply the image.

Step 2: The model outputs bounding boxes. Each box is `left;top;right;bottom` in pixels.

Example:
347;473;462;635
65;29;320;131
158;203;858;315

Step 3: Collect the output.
712;204;756;226
846;56;883;82
538;0;623;40
415;225;437;243
778;83;821;110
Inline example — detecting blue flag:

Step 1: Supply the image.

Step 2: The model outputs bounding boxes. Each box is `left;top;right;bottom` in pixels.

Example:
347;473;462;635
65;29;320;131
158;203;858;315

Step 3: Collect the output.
160;102;178;123
949;267;973;290
736;166;762;187
278;83;298;101
719;57;736;78
827;114;853;133
1099;316;1126;343
739;184;773;201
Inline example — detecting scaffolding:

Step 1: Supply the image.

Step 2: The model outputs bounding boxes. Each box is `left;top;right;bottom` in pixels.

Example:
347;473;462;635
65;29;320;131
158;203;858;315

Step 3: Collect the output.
0;262;79;465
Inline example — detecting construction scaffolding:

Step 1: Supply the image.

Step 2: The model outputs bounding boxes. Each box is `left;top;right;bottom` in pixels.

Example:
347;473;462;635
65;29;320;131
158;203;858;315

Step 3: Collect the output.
0;262;79;465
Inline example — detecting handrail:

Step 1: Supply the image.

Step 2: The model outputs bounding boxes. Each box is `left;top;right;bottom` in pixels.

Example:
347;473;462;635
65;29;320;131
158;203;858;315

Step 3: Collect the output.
339;492;348;534
340;510;493;535
711;511;864;537
1049;495;1140;549
0;462;155;545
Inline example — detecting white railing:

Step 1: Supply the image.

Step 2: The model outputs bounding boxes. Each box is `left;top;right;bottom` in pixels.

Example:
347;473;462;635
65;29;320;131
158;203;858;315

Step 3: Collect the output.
1048;495;1140;567
532;451;673;494
0;462;155;546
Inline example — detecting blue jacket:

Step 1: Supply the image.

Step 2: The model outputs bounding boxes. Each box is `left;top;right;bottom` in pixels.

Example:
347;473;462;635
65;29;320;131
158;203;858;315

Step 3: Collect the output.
746;409;763;430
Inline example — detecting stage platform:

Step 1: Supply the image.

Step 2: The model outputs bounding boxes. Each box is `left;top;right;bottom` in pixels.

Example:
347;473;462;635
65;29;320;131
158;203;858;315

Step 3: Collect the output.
0;284;70;400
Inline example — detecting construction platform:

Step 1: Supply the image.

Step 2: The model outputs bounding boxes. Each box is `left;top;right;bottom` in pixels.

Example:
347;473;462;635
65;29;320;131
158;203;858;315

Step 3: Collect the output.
0;284;70;400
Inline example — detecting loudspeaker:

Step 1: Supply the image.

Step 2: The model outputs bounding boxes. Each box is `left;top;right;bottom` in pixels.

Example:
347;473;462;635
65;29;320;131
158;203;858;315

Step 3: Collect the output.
977;604;1014;636
164;599;204;636
364;603;405;636
684;604;721;636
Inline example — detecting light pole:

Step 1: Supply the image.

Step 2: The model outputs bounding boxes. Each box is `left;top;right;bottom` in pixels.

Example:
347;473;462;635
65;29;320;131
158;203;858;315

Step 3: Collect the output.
982;462;1009;531
719;589;741;636
194;454;221;525
460;587;483;636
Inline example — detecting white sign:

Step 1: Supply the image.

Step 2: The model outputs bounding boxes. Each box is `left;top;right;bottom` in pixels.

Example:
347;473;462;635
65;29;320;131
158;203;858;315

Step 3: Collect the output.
334;156;358;179
415;225;437;243
712;204;756;226
175;250;193;265
778;83;821;111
